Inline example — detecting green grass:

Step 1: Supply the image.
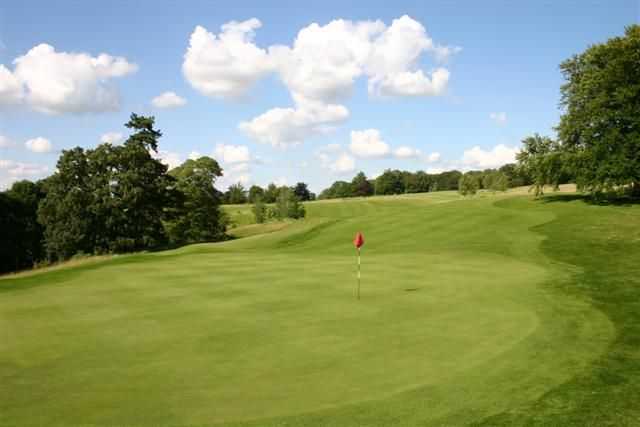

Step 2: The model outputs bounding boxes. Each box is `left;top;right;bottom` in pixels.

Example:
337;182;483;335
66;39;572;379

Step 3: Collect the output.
1;191;638;426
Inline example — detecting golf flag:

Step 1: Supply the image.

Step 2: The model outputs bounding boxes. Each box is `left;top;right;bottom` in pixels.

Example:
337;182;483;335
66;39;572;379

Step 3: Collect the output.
353;232;364;249
353;232;364;299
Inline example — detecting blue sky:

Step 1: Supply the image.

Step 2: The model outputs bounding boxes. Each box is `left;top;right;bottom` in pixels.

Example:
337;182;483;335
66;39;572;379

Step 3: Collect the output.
0;1;637;192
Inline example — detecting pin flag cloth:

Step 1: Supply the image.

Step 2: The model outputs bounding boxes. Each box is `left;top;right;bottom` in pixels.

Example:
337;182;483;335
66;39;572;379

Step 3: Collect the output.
354;232;364;299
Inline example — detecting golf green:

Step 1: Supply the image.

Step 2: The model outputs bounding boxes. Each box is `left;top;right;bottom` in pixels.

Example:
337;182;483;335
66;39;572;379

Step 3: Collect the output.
1;191;638;426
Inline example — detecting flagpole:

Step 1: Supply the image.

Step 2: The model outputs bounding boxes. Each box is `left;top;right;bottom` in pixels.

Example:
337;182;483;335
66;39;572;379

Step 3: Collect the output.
357;247;361;300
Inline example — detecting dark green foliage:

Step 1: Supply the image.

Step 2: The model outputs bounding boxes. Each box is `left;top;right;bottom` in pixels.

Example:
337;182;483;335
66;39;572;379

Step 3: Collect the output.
273;188;305;220
252;198;267;224
405;171;432;193
557;25;640;194
375;169;405;195
167;157;225;245
318;181;352;199
225;183;248;204
432;170;462;191
263;183;279;203
351;172;374;197
293;182;313;201
499;163;532;187
0;181;46;273
516;134;568;197
458;173;480;196
248;185;265;203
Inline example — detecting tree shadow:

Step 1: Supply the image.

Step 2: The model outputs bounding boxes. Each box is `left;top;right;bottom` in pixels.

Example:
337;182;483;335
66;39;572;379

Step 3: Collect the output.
540;193;640;207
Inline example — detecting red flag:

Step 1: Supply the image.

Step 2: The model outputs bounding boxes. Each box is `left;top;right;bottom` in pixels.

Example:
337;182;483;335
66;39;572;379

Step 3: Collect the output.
353;231;364;249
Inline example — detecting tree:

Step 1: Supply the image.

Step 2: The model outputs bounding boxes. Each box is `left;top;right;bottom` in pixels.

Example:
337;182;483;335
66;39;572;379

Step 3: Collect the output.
516;134;565;197
433;170;462;191
225;183;247;204
38;147;94;260
273;188;305;219
292;182;312;201
351;172;374;197
110;114;174;251
319;181;352;199
263;183;279;203
458;173;480;196
167;157;225;245
406;171;432;193
558;25;640;195
252;197;267;223
375;169;404;195
248;185;265;203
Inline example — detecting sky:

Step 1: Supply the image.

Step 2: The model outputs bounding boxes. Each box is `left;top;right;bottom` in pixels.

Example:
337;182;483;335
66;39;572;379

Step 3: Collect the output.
0;1;637;192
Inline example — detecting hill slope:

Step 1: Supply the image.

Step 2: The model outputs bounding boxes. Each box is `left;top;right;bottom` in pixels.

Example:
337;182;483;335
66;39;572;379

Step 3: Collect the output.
1;191;638;426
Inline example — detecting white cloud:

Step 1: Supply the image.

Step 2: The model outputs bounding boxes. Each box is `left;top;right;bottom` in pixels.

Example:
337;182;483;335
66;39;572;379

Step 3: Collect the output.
214;143;251;163
1;43;137;114
461;144;518;169
100;132;124;145
154;150;182;170
490;112;507;125
151;91;187;109
188;151;202;160
329;152;356;174
371;68;449;97
0;160;49;189
0;65;24;106
25;137;52;153
183;20;275;99
349;129;390;158
427;152;441;163
187;16;457;147
393;145;421;159
0;135;16;148
273;176;288;186
239;99;349;147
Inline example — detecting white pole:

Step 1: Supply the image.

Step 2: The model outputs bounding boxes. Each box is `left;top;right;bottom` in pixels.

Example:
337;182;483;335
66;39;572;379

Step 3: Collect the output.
357;248;361;300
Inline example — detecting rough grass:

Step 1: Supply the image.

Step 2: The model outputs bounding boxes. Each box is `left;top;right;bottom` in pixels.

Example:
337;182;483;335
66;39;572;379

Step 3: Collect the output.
1;189;638;426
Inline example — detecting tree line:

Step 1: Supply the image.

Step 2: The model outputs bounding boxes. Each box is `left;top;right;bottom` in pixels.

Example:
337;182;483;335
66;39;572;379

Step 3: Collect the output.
0;114;228;274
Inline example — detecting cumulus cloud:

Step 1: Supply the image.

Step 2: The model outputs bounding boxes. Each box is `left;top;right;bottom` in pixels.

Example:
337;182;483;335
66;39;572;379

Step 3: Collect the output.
239;99;349;147
100;132;124;145
25;137;52;153
151;91;187;109
0;159;49;189
461;144;518;169
153;150;183;170
214;143;251;163
349;129;390;158
427;152;441;163
490;112;507;125
187;15;457;147
188;151;202;160
183;20;274;99
393;145;421;159
0;43;137;114
329;152;356;174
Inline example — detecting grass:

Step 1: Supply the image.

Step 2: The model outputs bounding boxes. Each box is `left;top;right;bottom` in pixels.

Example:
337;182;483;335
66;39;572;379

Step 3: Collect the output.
0;190;638;426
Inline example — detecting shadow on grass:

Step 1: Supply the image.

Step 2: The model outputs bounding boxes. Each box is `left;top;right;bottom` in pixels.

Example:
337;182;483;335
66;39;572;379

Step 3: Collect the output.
540;193;640;207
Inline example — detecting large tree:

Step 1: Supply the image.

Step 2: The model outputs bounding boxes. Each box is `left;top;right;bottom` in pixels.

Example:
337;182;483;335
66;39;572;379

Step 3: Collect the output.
557;25;640;194
516;134;566;197
167;157;225;244
351;172;374;197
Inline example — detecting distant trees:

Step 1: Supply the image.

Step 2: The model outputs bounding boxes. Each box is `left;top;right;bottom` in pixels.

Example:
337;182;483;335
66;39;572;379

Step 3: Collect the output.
458;173;480;196
225;183;248;204
516;134;567;196
351;172;374;197
293;182;313;201
375;170;405;195
248;185;264;203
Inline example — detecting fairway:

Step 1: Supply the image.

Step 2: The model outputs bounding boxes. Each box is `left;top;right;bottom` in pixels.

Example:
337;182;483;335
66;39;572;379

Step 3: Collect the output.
1;191;639;426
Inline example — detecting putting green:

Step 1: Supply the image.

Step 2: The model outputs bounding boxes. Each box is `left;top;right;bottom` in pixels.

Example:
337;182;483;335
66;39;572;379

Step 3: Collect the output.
0;191;624;426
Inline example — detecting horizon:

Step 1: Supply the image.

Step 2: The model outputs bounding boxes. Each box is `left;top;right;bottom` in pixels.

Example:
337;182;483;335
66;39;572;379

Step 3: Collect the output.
0;1;637;192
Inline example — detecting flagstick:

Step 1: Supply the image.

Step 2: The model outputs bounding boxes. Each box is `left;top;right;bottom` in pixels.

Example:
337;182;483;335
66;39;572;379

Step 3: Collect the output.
357;247;361;300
